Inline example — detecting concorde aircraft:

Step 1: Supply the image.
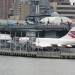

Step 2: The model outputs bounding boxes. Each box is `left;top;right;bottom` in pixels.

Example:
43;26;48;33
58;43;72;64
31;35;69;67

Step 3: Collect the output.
34;27;75;48
18;27;75;48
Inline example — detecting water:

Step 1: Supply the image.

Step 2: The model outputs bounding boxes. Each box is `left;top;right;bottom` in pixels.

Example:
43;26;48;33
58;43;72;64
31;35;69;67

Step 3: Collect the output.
0;56;75;75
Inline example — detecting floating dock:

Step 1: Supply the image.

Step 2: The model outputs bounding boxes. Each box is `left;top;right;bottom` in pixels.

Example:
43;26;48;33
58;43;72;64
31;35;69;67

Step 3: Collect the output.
0;48;75;59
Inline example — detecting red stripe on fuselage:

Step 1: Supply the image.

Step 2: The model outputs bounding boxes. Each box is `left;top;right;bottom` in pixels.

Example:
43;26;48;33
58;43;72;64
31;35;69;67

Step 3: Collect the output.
68;31;75;38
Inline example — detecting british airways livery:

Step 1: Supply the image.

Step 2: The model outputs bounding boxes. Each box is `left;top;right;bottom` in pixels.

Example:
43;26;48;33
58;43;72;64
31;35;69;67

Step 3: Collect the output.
19;27;75;48
34;27;75;47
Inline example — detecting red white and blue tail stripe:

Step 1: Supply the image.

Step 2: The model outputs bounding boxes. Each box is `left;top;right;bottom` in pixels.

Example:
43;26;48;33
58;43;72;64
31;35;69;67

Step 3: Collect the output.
61;27;75;39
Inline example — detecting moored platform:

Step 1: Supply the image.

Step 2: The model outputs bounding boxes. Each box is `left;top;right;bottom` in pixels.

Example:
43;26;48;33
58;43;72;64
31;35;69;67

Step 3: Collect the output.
0;48;75;59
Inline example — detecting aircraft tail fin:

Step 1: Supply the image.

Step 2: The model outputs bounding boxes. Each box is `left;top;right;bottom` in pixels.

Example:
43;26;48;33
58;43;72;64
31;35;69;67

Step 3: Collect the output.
61;27;75;39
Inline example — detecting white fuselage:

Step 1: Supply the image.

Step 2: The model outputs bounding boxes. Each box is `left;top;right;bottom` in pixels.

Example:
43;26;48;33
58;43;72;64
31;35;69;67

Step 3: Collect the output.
35;38;75;47
18;37;75;47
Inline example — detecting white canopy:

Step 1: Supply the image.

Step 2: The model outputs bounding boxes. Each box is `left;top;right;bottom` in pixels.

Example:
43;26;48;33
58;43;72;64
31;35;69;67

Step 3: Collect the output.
40;17;72;25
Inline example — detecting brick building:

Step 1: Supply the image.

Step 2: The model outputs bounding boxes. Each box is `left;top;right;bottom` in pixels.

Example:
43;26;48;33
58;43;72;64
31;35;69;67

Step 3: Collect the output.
0;0;14;19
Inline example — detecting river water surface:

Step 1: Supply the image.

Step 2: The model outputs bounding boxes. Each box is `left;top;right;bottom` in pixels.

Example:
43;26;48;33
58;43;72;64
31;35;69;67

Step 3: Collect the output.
0;56;75;75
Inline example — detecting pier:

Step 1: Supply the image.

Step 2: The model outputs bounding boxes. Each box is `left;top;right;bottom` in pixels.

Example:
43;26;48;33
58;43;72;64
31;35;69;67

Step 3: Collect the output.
0;22;73;59
0;46;75;59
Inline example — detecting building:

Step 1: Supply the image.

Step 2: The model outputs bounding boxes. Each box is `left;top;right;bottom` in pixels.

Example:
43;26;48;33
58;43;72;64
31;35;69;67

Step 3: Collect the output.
14;1;30;20
49;0;75;22
39;0;51;16
0;0;14;19
11;0;30;20
29;0;51;16
11;0;51;20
